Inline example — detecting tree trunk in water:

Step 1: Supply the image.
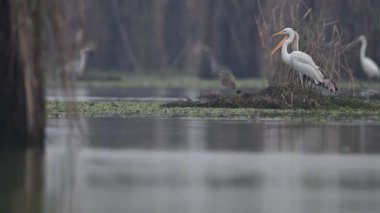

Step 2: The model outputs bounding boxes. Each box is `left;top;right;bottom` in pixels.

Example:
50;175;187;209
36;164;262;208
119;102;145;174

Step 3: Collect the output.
0;0;44;147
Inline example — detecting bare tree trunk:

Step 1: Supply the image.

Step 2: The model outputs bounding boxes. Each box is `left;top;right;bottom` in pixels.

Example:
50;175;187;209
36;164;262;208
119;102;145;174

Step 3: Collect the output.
0;0;44;147
110;0;141;70
0;0;28;145
16;0;45;145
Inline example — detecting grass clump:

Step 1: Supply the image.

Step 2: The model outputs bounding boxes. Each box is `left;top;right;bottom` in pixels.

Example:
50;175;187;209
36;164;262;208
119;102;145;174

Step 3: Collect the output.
163;85;380;111
46;84;380;121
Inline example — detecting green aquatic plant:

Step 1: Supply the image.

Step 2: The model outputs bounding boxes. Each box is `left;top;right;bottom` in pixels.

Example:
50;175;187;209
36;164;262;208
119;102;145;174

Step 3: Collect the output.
47;98;380;121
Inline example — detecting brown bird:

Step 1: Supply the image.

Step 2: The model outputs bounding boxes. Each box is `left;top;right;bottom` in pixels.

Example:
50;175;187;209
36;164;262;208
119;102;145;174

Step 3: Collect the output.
217;70;240;93
201;46;241;94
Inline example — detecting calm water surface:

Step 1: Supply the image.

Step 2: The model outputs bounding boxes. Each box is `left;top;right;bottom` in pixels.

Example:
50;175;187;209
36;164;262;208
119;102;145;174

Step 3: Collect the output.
47;86;209;102
2;85;380;213
30;118;379;213
46;85;257;102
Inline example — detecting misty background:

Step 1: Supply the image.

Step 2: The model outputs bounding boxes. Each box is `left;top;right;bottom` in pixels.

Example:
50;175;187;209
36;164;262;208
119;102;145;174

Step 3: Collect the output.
61;0;380;79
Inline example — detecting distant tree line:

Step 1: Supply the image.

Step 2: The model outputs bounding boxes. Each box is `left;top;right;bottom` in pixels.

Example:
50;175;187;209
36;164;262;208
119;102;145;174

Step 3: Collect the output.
83;0;262;78
80;0;380;79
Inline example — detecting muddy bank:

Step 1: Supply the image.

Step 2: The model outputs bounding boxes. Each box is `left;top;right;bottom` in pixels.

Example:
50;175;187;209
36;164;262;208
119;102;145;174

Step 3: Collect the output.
163;85;380;110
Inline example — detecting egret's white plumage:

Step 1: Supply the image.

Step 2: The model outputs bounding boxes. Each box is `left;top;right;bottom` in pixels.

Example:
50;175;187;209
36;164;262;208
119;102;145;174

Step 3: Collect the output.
291;30;300;51
61;44;95;79
271;28;337;93
66;46;93;76
288;30;311;85
357;35;380;79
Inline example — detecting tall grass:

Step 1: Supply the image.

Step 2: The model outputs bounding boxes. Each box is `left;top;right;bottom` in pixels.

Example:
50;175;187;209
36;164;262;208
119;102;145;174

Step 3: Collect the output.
256;0;353;87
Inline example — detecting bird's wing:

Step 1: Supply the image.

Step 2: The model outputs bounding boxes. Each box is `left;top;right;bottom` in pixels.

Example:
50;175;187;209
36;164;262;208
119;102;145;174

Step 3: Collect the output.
217;68;234;77
290;51;325;83
291;51;318;68
291;51;324;79
362;57;380;77
217;69;237;89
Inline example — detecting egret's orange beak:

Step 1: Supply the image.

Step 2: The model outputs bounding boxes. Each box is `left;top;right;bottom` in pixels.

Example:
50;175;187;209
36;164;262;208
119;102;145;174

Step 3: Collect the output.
270;36;288;57
271;31;286;37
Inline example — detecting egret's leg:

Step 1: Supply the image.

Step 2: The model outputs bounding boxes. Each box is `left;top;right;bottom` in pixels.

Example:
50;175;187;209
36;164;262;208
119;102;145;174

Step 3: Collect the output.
299;73;304;89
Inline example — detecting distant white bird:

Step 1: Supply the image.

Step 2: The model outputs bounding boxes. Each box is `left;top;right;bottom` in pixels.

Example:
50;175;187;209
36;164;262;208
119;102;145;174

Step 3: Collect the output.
271;28;338;93
357;35;380;79
61;43;95;79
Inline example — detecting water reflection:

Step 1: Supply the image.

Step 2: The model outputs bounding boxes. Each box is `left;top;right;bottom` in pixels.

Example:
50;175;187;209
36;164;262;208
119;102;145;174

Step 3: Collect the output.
47;86;257;102
43;118;380;213
47;118;380;153
0;149;43;213
46;86;203;102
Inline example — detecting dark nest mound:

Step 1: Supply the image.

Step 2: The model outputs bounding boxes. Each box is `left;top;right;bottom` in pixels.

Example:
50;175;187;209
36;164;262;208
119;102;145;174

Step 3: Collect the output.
163;85;380;110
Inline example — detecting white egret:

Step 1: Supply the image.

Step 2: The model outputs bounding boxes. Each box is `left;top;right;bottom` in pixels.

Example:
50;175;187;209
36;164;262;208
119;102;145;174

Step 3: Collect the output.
61;43;95;79
291;30;300;51
271;28;338;93
288;29;308;84
357;35;380;79
290;30;317;86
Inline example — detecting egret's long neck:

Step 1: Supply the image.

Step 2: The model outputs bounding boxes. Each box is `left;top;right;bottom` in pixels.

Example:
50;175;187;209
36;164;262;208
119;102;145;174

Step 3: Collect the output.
291;32;299;51
281;33;294;65
80;49;88;58
209;53;219;73
79;49;88;63
360;38;367;60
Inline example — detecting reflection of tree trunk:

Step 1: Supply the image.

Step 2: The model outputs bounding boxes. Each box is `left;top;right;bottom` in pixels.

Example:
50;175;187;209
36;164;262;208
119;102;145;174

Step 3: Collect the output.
0;149;43;213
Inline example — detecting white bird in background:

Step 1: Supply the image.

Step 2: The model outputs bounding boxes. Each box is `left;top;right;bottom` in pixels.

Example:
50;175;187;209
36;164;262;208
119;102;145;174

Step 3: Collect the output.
61;43;95;80
357;35;380;79
271;28;338;93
